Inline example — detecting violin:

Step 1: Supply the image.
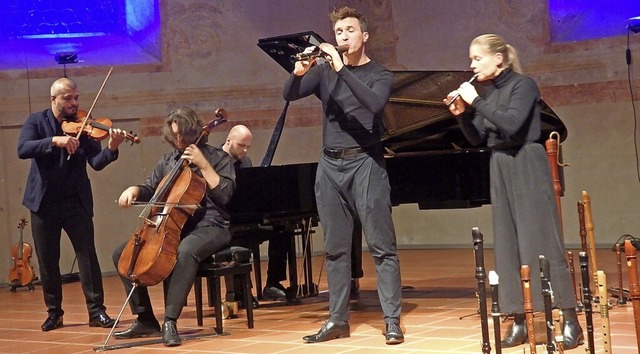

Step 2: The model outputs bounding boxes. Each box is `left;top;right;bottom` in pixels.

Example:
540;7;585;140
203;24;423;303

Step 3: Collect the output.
8;218;36;292
62;110;141;144
117;108;228;286
61;66;140;145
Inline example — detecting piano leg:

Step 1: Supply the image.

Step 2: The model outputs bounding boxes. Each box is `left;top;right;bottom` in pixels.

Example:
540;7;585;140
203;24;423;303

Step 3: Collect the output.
287;230;299;299
301;219;318;297
285;218;319;299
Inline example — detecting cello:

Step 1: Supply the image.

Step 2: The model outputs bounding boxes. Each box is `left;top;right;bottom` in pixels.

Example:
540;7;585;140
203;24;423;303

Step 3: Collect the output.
8;218;36;292
116;109;228;287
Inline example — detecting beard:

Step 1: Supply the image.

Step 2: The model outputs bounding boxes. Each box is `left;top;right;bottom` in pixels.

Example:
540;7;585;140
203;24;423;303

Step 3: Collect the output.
57;105;78;121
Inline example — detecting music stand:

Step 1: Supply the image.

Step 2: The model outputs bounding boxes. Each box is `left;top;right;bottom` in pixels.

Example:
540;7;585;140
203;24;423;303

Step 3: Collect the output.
257;31;327;73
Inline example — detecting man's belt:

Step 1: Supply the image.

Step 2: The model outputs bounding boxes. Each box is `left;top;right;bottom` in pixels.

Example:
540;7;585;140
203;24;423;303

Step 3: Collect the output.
322;145;377;159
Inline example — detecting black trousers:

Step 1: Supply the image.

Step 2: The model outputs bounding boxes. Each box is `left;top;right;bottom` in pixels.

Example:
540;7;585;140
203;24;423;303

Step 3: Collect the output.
112;224;230;320
30;195;106;319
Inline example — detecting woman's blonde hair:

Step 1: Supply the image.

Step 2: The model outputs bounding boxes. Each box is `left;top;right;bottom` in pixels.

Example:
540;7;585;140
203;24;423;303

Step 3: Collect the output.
471;34;522;73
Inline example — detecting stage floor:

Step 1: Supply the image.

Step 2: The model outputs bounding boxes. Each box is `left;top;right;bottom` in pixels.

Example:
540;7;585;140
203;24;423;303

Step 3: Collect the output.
1;248;638;353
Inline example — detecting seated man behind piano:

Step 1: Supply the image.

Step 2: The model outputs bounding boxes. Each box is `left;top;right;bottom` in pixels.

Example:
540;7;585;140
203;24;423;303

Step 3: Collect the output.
222;125;290;301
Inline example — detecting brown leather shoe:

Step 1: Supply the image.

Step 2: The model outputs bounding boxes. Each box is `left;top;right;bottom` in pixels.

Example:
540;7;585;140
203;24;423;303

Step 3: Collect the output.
303;321;350;343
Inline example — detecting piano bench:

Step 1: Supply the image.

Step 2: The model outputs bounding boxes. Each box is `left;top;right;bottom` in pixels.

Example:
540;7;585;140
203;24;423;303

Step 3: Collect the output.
193;246;255;335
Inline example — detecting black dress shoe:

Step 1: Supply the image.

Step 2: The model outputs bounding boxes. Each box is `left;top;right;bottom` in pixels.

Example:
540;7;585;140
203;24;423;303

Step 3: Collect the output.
162;320;182;347
41;314;63;331
238;295;260;309
562;308;584;349
303;321;350;343
350;279;360;300
263;284;287;301
113;319;161;339
501;313;527;348
385;322;404;344
89;313;117;328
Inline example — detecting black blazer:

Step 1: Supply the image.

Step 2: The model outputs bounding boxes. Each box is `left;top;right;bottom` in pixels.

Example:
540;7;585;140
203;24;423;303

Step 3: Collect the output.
17;108;119;215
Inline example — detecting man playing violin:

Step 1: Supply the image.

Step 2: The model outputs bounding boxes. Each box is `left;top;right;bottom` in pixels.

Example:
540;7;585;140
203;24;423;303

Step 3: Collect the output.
112;107;235;347
17;77;128;331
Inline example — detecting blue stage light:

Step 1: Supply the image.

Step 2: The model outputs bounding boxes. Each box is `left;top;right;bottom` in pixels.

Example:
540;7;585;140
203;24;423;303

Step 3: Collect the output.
0;0;160;70
630;16;640;33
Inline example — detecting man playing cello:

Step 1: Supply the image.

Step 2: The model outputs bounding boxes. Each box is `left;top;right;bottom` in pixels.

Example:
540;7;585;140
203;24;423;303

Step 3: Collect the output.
112;107;235;347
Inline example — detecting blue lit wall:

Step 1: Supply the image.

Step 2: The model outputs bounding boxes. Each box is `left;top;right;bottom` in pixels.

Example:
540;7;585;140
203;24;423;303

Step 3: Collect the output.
549;0;640;42
0;0;160;70
0;0;124;39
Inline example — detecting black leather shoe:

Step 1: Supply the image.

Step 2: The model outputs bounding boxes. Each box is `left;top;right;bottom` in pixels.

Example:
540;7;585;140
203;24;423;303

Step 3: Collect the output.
41;314;63;331
89;313;116;328
303;321;350;343
162;320;182;347
562;308;584;349
501;313;527;348
238;295;260;309
263;284;287;301
385;322;404;344
113;319;161;339
350;278;360;299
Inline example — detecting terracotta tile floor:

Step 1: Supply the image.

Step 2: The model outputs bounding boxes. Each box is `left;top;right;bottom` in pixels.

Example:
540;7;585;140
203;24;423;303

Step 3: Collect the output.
1;248;639;353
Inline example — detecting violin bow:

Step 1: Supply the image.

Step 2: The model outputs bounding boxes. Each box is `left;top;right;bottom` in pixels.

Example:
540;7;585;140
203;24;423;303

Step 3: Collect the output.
67;67;114;159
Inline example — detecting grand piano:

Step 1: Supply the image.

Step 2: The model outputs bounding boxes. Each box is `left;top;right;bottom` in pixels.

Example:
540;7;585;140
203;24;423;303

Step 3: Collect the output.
226;33;567;299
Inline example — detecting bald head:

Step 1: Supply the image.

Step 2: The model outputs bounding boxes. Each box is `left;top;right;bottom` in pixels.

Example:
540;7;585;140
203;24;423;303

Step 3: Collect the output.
223;125;253;161
50;78;79;121
50;78;77;96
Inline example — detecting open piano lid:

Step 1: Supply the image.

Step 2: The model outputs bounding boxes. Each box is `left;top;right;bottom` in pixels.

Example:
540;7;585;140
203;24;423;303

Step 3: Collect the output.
257;31;327;73
381;71;567;154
